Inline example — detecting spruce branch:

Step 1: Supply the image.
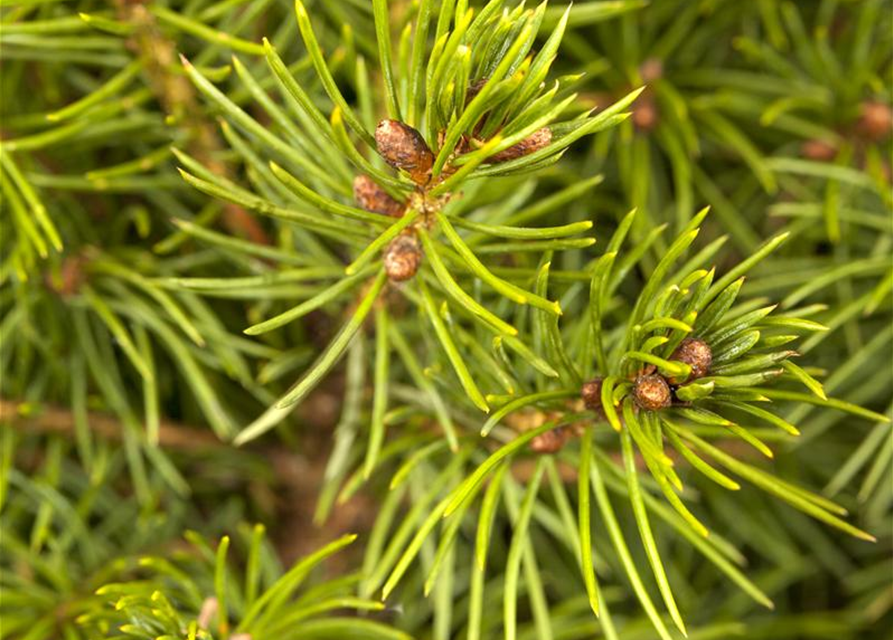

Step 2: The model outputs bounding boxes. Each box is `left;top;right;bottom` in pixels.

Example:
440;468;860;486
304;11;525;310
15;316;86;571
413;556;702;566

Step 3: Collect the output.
2;1;891;639
174;0;638;443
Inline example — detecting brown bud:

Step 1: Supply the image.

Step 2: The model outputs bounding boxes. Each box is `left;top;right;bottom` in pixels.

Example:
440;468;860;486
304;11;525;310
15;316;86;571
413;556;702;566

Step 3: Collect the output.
801;139;838;161
669;337;712;384
530;427;568;454
46;255;86;297
639;58;664;83
488;127;552;163
632;97;658;131
384;233;422;282
581;378;604;413
857;101;892;141
353;175;405;217
633;374;671;411
375;119;434;183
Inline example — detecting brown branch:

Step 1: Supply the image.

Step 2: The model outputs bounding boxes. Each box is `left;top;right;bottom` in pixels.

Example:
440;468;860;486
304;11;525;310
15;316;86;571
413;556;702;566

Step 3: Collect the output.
116;1;271;246
0;395;368;566
0;398;219;450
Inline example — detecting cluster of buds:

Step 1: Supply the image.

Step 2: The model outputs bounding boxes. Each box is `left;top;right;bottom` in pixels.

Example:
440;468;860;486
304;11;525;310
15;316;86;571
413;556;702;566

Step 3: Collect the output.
353;169;420;283
579;337;714;417
359;120;431;284
634;337;713;410
357;108;558;285
375;114;552;186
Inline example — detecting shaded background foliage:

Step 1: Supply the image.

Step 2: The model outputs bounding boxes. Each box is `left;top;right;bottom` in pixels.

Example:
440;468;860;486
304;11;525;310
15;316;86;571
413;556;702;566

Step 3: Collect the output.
1;1;890;639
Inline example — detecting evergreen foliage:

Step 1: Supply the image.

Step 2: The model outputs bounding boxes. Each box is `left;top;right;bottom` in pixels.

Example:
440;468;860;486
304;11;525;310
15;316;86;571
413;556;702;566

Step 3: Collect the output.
1;1;890;639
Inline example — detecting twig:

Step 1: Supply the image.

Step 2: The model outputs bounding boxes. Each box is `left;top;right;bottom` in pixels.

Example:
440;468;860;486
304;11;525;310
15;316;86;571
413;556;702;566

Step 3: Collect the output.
0;397;219;450
116;0;271;246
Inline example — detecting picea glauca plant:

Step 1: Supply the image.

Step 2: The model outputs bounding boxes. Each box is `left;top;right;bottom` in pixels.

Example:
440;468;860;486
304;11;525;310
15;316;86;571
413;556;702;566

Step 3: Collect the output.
1;1;890;639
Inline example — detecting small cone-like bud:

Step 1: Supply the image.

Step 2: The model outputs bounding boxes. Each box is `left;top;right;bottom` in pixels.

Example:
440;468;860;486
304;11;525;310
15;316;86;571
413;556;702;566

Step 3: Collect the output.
47;255;86;297
634;374;672;411
384;233;422;282
530;427;568;454
488;127;552;163
801;139;838;161
581;378;604;413
353;175;404;217
639;58;664;83
857;101;892;141
632;96;658;131
375;119;434;183
669;337;712;384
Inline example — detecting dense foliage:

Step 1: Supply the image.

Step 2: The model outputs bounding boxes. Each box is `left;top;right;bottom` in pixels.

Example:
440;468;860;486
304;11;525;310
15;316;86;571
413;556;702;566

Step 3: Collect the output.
1;1;890;639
